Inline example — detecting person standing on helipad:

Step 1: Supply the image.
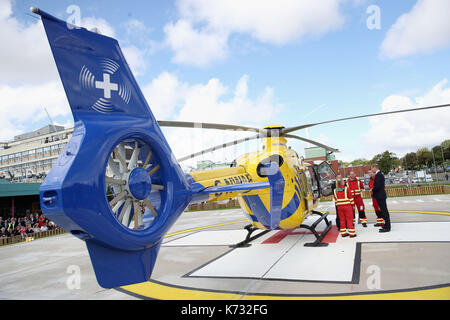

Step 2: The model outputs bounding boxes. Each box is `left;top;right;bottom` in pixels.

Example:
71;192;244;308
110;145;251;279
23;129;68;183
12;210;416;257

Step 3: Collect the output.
333;175;357;238
368;169;384;227
347;170;367;227
371;164;391;233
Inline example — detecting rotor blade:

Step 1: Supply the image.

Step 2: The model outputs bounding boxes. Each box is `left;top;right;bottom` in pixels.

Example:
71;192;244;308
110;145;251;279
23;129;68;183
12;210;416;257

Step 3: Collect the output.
158;120;262;133
109;190;128;207
107;156;121;177
137;202;144;226
133;201;139;230
114;144;127;173
143;150;153;168
282;103;450;134
144;198;158;217
118;197;131;222
285;134;339;153
127;141;140;171
177;134;262;162
112;199;125;215
105;177;126;185
148;164;160;176
120;198;132;227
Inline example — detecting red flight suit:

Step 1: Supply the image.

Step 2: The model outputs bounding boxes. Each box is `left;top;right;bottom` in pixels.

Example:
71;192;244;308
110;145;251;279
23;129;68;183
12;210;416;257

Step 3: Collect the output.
369;177;385;226
347;177;367;226
333;184;356;237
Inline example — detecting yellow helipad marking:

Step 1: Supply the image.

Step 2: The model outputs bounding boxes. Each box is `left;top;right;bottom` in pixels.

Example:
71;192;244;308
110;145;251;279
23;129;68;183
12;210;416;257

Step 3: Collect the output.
121;210;450;300
122;281;450;300
389;210;450;216
164;220;248;238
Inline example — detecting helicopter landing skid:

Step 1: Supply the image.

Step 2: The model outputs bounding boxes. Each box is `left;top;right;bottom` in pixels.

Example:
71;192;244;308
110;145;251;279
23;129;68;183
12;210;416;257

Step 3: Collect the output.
229;224;270;248
300;210;332;247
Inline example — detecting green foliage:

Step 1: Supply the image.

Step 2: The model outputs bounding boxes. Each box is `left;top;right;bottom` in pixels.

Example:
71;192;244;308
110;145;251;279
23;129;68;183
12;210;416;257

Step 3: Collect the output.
371;151;399;174
342;139;449;170
401;152;417;170
416;147;433;167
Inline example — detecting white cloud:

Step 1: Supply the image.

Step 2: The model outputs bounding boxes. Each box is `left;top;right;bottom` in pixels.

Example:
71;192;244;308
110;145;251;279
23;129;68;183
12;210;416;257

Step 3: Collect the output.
0;81;70;141
380;0;450;59
0;0;58;85
142;71;188;119
142;72;283;168
121;45;148;76
164;19;229;67
361;79;450;157
165;0;344;66
81;16;116;38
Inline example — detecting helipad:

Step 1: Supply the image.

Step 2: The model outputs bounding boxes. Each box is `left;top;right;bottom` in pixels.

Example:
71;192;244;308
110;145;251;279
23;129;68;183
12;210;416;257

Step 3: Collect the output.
1;194;449;300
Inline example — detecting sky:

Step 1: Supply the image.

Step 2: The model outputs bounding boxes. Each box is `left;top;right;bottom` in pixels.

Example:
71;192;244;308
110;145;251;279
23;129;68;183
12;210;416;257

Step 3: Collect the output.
1;0;450;170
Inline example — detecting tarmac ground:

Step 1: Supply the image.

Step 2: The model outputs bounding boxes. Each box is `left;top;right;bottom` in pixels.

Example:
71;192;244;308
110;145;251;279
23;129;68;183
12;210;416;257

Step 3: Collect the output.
0;194;449;300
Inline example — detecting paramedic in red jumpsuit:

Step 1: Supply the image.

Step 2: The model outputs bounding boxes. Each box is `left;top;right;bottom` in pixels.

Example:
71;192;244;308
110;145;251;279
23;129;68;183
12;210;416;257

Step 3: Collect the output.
334;175;356;238
347;171;367;227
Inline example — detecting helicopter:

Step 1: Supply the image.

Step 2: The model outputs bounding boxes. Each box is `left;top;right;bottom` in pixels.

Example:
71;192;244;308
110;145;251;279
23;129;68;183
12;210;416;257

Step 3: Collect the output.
32;8;450;289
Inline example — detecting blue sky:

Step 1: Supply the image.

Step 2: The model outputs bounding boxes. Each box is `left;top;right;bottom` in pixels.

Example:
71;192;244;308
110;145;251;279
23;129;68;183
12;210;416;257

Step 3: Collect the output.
2;0;450;167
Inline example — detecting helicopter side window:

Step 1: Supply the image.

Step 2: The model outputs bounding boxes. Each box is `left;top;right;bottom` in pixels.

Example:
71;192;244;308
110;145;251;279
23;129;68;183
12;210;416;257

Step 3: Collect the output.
316;161;337;196
300;171;311;195
305;167;319;200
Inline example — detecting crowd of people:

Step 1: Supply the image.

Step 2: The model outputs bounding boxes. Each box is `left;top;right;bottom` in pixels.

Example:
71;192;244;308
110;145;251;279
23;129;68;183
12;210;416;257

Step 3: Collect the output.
0;212;59;240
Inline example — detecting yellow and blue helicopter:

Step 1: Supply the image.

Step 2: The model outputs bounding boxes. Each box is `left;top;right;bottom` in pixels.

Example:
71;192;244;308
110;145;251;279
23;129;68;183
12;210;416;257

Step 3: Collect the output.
32;7;450;288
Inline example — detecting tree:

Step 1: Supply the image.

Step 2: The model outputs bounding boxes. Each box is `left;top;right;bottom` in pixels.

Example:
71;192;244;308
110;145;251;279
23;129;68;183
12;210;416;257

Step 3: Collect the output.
431;146;443;166
351;158;370;166
401;152;417;170
372;151;398;174
416;147;433;168
441;140;450;163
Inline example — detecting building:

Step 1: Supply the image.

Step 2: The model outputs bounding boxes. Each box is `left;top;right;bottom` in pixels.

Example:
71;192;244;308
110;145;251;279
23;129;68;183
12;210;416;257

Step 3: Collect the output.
0;125;73;183
338;165;371;178
303;146;371;178
303;146;339;173
195;160;232;171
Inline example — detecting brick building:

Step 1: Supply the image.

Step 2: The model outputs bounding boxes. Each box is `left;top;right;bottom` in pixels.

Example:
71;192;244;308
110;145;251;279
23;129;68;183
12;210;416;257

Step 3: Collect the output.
303;146;370;178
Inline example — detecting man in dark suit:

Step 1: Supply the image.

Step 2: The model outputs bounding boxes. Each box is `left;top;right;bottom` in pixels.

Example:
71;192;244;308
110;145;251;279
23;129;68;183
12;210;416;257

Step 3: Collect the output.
371;164;391;232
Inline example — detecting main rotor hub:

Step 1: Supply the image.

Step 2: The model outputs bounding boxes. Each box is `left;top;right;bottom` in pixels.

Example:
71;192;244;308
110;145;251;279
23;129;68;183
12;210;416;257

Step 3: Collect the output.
127;167;152;200
263;124;285;130
263;124;285;137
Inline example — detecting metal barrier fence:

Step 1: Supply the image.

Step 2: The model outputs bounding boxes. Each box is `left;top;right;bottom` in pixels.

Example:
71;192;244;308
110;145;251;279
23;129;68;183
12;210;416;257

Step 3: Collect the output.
320;184;450;202
187;199;240;211
0;228;66;246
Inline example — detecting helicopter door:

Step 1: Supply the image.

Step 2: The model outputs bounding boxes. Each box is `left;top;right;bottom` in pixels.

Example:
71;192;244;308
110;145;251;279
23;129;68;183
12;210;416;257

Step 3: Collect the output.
315;161;337;197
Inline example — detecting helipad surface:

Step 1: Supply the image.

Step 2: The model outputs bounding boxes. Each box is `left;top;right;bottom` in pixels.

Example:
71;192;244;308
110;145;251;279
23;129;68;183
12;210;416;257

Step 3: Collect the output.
1;194;449;300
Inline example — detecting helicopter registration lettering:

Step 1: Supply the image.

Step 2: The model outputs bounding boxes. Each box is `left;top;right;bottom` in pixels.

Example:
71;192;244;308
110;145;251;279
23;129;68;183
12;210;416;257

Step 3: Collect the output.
222;173;252;185
214;174;252;197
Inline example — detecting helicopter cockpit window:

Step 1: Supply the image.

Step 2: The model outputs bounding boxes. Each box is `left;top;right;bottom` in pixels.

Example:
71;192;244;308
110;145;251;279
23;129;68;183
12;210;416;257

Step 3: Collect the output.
316;161;336;196
256;154;284;178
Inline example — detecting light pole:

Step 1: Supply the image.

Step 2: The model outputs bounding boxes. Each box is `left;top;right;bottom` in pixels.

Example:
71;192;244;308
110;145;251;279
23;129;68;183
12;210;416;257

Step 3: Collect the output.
441;145;446;172
431;147;438;179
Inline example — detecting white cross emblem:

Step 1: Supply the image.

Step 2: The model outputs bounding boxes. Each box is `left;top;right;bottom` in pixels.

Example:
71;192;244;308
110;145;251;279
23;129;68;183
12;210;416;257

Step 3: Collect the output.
95;73;118;99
